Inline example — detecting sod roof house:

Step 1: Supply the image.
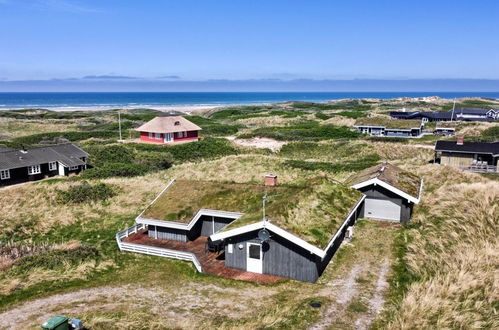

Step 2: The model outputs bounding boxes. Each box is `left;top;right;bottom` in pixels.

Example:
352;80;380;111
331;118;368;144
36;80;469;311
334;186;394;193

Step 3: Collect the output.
354;116;425;138
135;116;201;144
346;163;423;222
116;177;365;283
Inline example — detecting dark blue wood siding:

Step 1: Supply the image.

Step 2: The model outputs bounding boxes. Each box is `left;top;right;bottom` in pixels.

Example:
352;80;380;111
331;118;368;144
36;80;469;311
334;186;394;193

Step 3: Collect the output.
148;225;187;242
224;230;320;282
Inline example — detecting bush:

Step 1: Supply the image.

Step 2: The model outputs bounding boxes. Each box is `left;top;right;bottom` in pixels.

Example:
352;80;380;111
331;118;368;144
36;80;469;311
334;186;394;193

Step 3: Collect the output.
56;181;117;204
480;126;499;141
135;151;174;170
240;122;361;141
10;245;99;275
315;112;331;120
285;154;380;172
187;115;240;136
130;137;238;162
334;111;367;119
80;163;149;179
5;131;117;148
85;144;135;167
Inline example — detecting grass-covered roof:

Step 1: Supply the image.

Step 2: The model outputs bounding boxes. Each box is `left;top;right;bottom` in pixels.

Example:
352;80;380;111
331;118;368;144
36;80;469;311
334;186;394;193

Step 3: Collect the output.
141;178;363;249
355;116;423;129
345;162;421;198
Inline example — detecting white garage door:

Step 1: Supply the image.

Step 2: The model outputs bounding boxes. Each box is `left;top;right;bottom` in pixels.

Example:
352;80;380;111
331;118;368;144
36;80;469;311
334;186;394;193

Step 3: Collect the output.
364;198;401;221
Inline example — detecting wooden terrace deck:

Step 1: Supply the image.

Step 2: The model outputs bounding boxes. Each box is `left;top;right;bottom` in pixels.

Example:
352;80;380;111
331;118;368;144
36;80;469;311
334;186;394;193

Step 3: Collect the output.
124;231;284;284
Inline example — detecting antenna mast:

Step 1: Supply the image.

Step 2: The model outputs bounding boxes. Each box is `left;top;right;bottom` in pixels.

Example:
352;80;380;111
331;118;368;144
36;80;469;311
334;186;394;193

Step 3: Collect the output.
451;99;456;122
118;111;122;141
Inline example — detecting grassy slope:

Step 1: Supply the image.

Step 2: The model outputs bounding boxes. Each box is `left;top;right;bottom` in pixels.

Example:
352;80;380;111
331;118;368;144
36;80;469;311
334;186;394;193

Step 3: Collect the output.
0;99;497;328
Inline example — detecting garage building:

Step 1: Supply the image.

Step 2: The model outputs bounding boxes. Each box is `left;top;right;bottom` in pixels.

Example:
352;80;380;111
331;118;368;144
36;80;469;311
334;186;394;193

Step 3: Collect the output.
346;163;423;222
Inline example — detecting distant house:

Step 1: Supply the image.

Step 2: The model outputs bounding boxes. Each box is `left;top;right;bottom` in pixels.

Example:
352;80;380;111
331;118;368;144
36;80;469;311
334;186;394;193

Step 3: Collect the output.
116;176;365;283
135;116;202;144
354;116;425;138
346;163;423;222
390;108;499;122
0;144;88;187
435;138;499;173
433;121;457;136
454;108;499;121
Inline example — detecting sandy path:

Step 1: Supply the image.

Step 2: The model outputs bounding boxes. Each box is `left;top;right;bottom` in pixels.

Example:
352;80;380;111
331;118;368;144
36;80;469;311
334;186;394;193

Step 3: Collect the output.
309;264;363;330
354;259;390;330
0;282;277;329
0;286;133;329
226;136;286;152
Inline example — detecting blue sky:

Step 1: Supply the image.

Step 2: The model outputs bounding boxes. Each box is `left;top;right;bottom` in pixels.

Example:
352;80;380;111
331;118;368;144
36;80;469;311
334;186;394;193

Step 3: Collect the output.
0;0;498;90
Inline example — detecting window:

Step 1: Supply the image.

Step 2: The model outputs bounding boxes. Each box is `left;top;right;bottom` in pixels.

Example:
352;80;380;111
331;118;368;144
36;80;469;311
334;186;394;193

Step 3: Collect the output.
178;131;186;138
248;244;261;259
148;132;153;139
49;161;57;171
155;133;161;140
28;165;41;175
0;169;10;180
227;244;233;254
69;166;79;171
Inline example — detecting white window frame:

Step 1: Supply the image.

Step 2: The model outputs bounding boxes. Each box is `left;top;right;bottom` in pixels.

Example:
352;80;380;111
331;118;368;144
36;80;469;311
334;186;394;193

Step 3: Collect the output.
69;165;79;171
48;161;57;171
0;169;10;180
28;165;41;175
227;244;233;254
155;133;161;140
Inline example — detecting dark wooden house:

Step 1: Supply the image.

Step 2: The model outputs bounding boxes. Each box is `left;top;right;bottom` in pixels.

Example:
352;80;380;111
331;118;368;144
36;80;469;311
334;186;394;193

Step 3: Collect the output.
354;116;425;138
346;163;423;222
0;144;88;186
117;177;365;283
435;139;499;173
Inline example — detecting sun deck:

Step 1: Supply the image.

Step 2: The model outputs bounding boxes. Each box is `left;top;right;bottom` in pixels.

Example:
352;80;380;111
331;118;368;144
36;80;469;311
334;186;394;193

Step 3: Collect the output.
123;229;284;284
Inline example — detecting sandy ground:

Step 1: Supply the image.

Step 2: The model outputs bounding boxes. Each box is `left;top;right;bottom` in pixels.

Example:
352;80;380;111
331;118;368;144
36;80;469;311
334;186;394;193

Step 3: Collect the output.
226;136;286;151
310;264;364;330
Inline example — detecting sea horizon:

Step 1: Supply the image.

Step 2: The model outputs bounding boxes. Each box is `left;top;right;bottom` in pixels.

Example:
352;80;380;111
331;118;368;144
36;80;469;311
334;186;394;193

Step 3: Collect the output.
0;91;498;111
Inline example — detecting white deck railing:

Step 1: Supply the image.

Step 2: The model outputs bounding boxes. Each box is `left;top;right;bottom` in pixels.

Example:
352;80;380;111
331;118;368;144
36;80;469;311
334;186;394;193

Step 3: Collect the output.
115;224;202;272
462;165;498;174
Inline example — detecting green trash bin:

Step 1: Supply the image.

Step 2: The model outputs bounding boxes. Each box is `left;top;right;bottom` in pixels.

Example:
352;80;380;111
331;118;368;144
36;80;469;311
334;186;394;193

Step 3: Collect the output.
41;316;69;330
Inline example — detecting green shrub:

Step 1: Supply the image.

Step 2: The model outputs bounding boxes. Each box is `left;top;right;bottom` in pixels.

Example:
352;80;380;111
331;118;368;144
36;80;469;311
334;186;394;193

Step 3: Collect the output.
135;151;174;170
187;115;240;136
56;181;117;204
334;111;367;119
315;112;331;120
80;163;149;179
480;126;499;141
85;144;135;167
10;246;99;275
5;131;117;148
285;154;380;172
130;137;238;162
240;122;361;141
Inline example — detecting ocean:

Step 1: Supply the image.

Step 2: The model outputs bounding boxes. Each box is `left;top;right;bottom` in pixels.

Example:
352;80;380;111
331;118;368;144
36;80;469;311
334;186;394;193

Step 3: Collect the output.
0;92;498;111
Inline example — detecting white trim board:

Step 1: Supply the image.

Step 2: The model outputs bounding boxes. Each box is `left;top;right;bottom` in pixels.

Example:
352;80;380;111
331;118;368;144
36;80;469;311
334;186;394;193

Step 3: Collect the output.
350;178;422;204
136;208;243;230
